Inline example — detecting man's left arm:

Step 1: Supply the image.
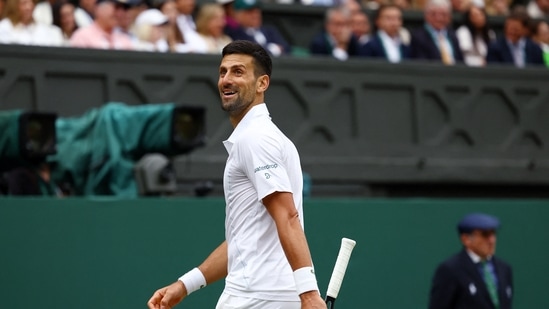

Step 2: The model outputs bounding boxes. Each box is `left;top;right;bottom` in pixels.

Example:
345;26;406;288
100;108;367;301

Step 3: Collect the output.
263;191;327;308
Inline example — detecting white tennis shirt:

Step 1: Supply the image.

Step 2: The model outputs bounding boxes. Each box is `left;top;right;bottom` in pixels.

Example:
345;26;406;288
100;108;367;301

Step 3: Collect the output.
222;103;304;301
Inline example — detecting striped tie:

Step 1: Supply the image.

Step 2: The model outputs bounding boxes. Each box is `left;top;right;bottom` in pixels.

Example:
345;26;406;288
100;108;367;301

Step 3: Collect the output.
482;261;500;308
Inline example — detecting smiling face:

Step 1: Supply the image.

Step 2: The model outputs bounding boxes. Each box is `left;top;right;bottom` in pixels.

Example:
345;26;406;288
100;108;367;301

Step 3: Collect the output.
218;54;268;121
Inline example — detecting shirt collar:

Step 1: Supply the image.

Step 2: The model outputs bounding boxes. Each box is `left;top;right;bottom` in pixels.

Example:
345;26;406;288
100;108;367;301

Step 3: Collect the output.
378;30;400;44
223;103;269;152
466;249;492;264
506;37;526;49
425;23;447;37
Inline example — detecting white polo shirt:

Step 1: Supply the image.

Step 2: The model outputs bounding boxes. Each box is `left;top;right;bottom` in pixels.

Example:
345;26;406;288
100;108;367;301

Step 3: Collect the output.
222;103;304;301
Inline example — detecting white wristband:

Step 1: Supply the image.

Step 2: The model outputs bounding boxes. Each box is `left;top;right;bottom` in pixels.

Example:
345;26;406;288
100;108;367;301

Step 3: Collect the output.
178;267;207;295
293;266;319;295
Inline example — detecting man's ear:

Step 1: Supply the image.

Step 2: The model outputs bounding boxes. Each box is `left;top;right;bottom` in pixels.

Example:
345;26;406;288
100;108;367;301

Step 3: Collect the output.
256;75;269;92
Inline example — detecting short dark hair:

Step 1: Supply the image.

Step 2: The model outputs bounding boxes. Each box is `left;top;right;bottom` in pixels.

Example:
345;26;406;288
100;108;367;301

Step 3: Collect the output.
222;40;272;78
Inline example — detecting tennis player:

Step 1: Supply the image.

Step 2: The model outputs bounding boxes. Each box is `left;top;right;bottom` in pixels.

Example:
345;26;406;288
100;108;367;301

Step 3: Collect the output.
147;40;326;309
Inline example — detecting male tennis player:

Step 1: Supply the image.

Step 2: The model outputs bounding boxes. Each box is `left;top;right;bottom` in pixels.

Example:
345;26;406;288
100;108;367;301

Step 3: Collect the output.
147;40;327;309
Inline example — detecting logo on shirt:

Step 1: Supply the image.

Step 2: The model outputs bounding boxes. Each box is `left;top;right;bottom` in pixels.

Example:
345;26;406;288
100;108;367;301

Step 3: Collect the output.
265;173;271;179
254;163;278;173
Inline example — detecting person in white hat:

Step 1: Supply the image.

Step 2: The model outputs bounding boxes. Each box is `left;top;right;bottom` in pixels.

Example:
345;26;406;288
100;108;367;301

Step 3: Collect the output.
133;8;170;51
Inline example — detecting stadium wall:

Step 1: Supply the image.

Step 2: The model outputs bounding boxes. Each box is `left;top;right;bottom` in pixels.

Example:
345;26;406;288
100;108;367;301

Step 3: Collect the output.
0;197;547;308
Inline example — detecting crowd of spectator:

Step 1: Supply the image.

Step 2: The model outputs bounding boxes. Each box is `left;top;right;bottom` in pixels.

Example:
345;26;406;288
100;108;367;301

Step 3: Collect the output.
0;0;547;67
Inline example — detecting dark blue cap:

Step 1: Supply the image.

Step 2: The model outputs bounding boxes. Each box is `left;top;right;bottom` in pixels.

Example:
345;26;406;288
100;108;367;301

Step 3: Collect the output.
457;213;500;234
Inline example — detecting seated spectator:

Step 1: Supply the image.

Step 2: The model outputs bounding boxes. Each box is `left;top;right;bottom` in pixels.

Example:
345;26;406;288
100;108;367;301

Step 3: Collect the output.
527;0;549;18
456;5;496;66
225;0;290;56
362;4;411;63
114;0;142;43
485;0;510;15
530;19;549;66
133;8;170;51
217;0;238;32
351;9;371;48
32;0;92;27
0;0;63;46
394;0;413;9
410;0;464;65
173;0;208;53
52;1;79;45
69;0;134;50
451;0;472;13
361;0;387;10
309;5;362;60
486;12;544;66
74;0;95;27
155;0;187;52
195;3;232;54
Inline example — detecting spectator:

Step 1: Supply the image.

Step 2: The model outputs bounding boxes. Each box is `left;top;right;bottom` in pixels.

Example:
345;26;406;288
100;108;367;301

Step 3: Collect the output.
173;0;207;52
530;19;549;66
226;0;291;56
486;12;544;66
195;3;232;54
310;5;362;60
410;0;464;65
69;0;134;50
52;1;79;45
351;9;371;47
74;0;95;27
362;4;411;63
133;8;170;51
217;0;238;32
156;0;186;52
0;0;63;46
527;0;549;18
394;0;413;9
485;0;511;15
362;0;387;10
456;5;496;66
428;213;513;309
451;0;472;13
114;0;142;42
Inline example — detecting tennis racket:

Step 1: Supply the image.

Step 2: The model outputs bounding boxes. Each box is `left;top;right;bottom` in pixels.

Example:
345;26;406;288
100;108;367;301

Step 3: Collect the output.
325;237;357;309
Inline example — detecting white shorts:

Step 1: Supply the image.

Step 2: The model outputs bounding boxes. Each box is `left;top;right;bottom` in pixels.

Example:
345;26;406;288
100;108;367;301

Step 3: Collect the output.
215;292;301;309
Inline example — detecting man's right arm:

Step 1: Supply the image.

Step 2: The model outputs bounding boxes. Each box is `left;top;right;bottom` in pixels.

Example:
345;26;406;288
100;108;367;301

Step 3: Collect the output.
147;241;228;309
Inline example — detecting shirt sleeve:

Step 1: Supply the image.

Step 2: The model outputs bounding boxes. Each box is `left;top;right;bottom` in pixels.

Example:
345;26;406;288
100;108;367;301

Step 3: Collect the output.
236;131;293;201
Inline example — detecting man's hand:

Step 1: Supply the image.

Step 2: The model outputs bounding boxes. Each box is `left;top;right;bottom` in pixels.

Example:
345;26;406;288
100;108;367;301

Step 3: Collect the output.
300;290;328;309
147;280;187;309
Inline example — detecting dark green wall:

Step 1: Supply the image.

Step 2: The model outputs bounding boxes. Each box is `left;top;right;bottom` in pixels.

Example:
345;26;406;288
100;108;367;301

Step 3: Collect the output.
0;198;547;308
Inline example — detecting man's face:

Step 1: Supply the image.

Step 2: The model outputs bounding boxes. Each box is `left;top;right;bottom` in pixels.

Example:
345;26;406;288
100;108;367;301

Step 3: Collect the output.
18;0;34;24
505;19;525;44
535;21;549;44
175;0;195;15
351;12;370;38
462;229;497;259
327;10;351;42
425;5;450;31
376;7;402;38
218;54;260;116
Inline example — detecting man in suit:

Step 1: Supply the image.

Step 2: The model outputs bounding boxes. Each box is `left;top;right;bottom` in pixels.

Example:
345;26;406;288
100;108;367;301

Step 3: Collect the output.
224;0;291;56
410;0;463;65
486;12;544;67
361;4;410;63
428;213;513;309
309;5;362;61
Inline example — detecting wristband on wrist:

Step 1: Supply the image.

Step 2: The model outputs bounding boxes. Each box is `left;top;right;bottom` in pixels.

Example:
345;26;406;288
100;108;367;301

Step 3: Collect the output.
293;266;319;295
178;267;207;295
